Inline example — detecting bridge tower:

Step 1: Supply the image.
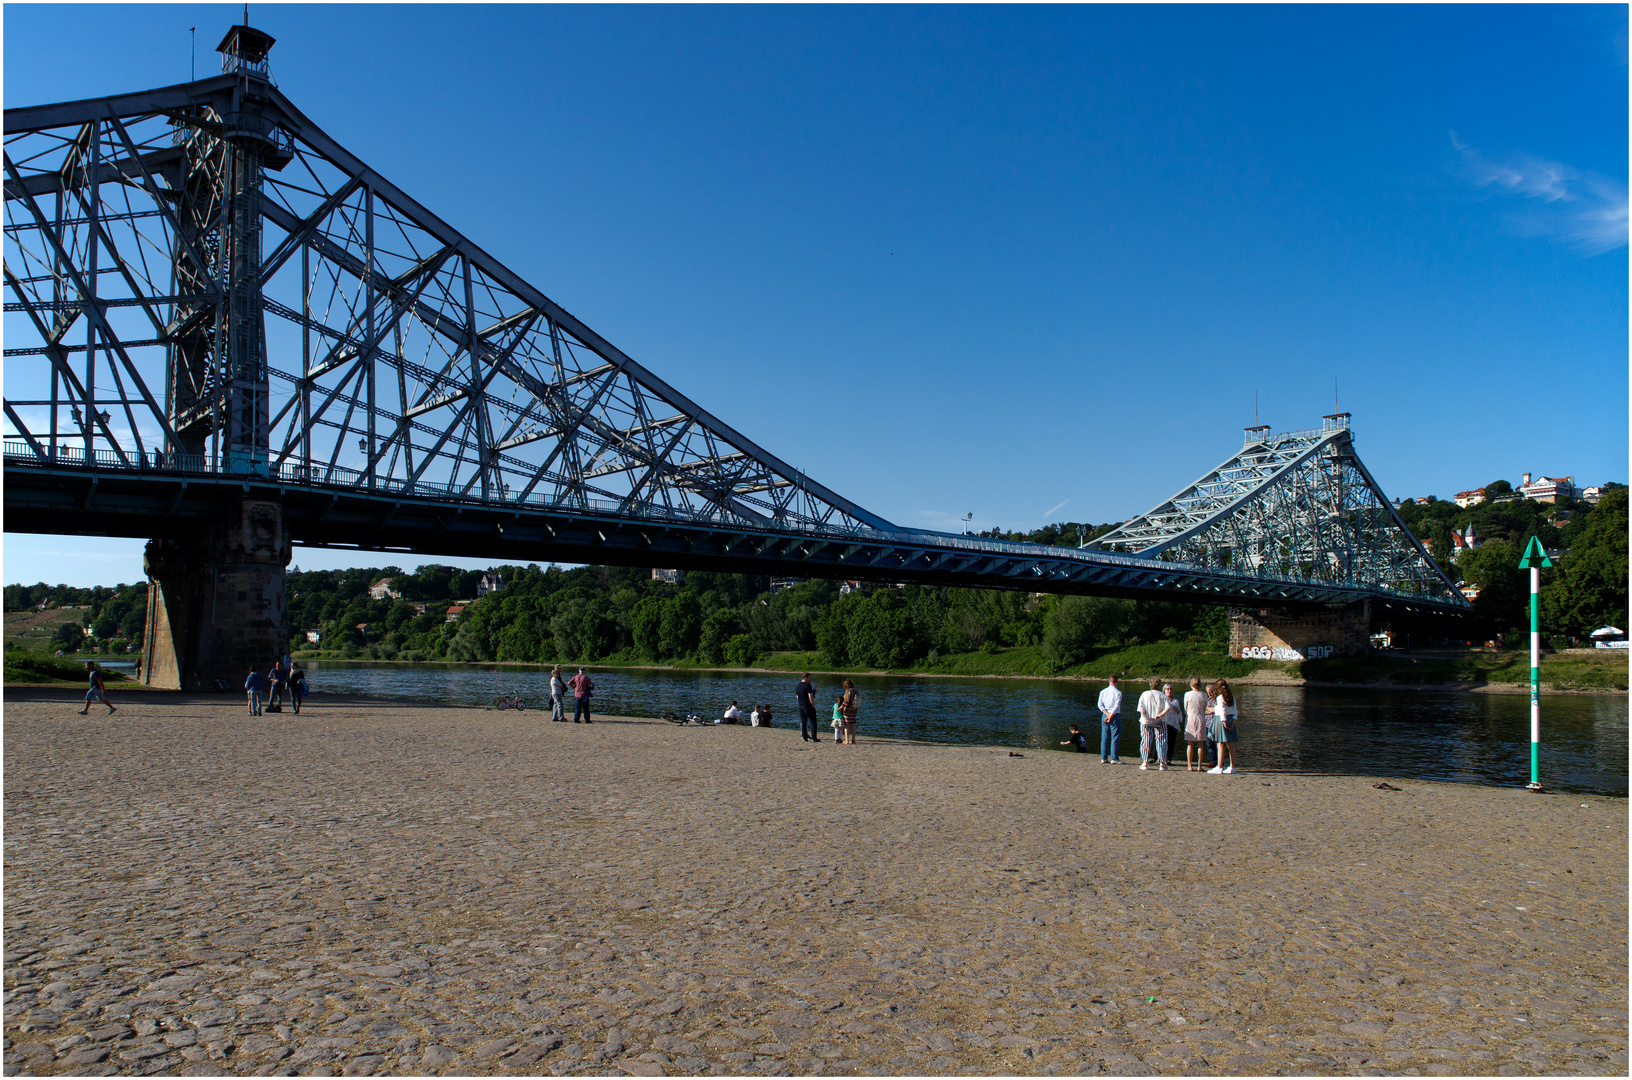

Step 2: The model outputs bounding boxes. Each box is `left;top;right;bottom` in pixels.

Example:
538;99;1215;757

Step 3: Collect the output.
144;22;291;690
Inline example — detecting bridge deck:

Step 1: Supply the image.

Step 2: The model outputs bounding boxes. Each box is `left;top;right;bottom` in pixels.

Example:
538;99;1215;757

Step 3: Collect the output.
3;444;1471;616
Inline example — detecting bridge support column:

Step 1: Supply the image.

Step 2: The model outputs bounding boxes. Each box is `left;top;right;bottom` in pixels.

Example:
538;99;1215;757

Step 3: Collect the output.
142;500;291;691
1229;599;1372;661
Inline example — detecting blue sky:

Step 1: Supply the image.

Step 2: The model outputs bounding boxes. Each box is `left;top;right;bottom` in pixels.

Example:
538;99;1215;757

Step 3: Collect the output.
4;4;1627;588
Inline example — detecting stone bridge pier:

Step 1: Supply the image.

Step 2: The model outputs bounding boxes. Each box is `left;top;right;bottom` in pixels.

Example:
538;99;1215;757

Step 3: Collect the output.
1229;599;1372;661
142;499;291;691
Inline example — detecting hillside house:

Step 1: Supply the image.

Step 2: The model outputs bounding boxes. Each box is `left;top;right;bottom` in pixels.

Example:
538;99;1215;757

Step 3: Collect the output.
369;577;401;601
477;572;505;597
1452;488;1487;508
1518;473;1576;503
651;569;684;584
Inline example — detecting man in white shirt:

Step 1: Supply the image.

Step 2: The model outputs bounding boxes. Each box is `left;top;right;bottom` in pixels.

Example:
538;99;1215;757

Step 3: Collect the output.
1095;675;1123;764
1136;677;1170;771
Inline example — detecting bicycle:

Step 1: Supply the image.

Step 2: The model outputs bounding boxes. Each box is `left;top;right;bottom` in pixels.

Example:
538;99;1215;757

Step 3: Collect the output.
660;710;705;724
493;693;525;711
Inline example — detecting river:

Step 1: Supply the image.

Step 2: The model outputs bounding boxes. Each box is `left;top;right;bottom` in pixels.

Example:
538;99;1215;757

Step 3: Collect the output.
297;662;1627;797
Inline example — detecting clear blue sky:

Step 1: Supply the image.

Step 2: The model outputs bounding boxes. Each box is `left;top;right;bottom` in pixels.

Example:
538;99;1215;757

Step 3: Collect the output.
5;4;1627;588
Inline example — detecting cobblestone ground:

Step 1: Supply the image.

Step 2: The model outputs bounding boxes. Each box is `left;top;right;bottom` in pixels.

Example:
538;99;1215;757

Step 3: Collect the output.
3;689;1626;1077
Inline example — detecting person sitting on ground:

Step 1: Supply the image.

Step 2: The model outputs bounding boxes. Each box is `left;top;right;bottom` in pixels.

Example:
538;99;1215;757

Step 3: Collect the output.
1061;723;1088;752
749;704;762;727
720;700;741;725
757;703;773;728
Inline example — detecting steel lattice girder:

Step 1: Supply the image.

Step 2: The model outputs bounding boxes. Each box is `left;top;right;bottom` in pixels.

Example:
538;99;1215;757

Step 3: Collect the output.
1089;423;1468;608
3;73;893;535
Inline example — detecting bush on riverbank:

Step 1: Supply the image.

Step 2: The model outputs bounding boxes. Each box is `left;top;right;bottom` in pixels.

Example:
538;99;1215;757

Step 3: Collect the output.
3;652;128;684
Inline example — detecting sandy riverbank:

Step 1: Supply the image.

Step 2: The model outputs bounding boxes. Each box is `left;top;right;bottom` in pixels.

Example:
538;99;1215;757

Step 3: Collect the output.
4;689;1626;1076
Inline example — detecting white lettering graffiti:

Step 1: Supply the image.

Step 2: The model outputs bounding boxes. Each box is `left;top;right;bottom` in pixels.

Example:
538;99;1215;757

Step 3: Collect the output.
1239;645;1335;661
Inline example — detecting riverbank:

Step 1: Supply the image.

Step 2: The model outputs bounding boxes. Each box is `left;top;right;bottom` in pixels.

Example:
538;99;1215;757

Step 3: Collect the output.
4;687;1625;1077
283;641;1628;696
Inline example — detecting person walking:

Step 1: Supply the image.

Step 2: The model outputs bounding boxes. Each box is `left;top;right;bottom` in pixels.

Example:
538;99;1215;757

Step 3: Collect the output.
267;658;289;712
245;666;268;716
1162;682;1182;769
1207;678;1239;773
78;661;115;716
1182;677;1210;771
1135;677;1170;771
288;663;307;715
549;666;567;722
1096;674;1123;763
840;679;859;744
795;673;818;742
569;666;595;723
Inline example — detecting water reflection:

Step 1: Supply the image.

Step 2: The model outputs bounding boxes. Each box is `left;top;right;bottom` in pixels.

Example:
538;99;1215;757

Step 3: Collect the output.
301;662;1627;797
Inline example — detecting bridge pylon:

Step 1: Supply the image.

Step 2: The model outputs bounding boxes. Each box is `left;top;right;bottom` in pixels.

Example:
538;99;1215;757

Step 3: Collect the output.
143;500;291;690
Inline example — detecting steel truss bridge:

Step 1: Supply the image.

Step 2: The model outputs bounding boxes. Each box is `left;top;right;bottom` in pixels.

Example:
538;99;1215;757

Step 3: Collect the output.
2;26;1470;619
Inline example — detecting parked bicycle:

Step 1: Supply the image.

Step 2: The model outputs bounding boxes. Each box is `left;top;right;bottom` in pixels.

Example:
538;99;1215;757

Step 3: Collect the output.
493;693;525;711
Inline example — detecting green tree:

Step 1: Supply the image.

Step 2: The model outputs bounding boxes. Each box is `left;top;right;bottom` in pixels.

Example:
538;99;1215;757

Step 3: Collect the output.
1542;488;1629;638
631;597;664;660
1461;540;1526;634
1042;596;1130;666
699;609;743;665
724;633;758;668
659;593;703;659
578;606;619;660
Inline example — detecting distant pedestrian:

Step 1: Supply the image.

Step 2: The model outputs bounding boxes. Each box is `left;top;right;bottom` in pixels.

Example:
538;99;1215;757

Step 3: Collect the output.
1060;723;1089;753
1162;682;1182;769
840;679;859;744
1136;677;1170;771
267;658;289;712
1096;674;1123;763
1207;679;1238;774
795;673;818;742
1182;677;1210;771
831;696;845;743
245;666;269;716
569;666;594;723
78;662;115;715
549;666;567;722
288;663;307;715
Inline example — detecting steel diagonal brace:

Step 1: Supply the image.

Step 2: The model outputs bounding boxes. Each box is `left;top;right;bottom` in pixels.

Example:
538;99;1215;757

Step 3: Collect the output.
3;266;124;457
2;169;176;457
259;176;365;281
254;88;897;531
1107;433;1343;558
2;403;48;459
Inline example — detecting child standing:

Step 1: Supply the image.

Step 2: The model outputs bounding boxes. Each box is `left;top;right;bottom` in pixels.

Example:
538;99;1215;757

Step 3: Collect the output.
831;696;844;743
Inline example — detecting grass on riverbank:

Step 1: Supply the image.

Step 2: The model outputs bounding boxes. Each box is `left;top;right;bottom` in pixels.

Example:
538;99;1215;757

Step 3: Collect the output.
1297;650;1627;692
3;651;129;685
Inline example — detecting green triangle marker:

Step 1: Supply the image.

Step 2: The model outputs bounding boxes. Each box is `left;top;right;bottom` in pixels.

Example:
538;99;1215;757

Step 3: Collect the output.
1517;535;1553;569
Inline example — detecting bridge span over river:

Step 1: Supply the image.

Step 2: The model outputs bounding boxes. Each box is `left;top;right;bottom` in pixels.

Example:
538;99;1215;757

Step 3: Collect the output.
3;23;1468;688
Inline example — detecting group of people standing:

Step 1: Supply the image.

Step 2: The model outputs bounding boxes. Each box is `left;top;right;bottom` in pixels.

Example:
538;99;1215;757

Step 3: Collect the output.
1075;673;1239;773
245;658;307;715
794;673;859;744
548;666;596;722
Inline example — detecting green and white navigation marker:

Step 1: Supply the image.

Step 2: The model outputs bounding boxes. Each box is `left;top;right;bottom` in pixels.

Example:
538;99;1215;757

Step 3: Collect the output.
1517;536;1553;792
